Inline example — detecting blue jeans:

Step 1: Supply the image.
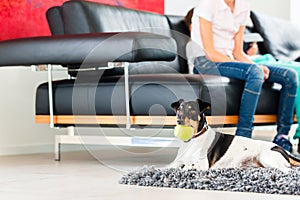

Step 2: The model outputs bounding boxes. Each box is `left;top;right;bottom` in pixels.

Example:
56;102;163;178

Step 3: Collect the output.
194;56;298;138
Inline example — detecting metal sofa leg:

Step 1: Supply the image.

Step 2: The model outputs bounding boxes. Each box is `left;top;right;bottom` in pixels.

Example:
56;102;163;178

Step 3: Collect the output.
55;135;61;161
54;126;75;161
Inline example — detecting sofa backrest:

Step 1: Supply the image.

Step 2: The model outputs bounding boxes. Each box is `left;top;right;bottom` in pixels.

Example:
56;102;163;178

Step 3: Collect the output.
63;1;171;35
46;6;65;35
46;0;190;75
251;11;300;61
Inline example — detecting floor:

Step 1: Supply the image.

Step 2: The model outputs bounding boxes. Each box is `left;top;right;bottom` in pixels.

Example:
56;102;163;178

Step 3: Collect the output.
0;127;299;200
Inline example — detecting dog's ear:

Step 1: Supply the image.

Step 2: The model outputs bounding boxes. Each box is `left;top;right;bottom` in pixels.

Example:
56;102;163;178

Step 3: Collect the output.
197;99;211;114
171;99;184;111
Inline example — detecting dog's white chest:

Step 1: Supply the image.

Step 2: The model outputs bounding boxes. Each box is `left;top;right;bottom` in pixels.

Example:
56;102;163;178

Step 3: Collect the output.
170;128;216;170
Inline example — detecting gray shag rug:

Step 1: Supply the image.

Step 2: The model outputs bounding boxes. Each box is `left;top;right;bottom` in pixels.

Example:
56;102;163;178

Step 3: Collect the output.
119;166;300;195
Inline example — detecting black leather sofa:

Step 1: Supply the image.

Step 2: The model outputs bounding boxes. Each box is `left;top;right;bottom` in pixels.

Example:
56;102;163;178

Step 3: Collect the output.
0;0;299;129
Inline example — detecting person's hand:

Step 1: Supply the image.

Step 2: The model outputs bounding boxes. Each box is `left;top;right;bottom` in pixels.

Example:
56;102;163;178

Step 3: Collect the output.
261;65;270;80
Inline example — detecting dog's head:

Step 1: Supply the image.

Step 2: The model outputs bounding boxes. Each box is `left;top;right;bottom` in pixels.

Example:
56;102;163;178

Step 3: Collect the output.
171;99;211;134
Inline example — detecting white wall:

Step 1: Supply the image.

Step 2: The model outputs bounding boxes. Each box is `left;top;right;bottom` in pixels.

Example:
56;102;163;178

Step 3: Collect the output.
290;0;300;26
0;67;66;155
164;0;198;16
248;0;300;27
165;0;291;20
246;0;290;20
0;0;295;156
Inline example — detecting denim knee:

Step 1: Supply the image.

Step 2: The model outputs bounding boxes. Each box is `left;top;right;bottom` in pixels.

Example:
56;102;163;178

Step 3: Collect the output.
284;68;298;89
247;64;264;82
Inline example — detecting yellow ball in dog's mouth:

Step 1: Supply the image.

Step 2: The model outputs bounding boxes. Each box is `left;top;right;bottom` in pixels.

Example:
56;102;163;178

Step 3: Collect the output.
174;125;194;142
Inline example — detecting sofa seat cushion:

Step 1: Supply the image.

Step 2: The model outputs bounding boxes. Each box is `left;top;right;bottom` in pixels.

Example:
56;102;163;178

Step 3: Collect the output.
35;74;280;117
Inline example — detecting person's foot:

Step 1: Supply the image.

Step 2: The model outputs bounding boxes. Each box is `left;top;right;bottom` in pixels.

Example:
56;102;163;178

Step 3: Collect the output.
293;131;300;154
273;134;293;153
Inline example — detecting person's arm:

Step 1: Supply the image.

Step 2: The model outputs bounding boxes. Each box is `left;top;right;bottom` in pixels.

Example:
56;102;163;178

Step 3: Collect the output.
232;26;253;63
199;17;233;62
233;26;270;80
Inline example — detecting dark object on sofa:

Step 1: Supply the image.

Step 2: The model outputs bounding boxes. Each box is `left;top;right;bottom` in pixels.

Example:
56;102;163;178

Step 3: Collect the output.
34;1;285;127
0;0;296;126
0;1;299;159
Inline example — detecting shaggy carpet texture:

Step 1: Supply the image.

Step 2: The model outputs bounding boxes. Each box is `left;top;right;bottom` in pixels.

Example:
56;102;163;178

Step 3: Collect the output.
119;166;300;195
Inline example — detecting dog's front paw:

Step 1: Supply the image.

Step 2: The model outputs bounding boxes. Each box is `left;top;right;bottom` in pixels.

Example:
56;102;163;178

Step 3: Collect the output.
168;158;208;170
182;162;200;170
168;161;186;169
182;160;208;170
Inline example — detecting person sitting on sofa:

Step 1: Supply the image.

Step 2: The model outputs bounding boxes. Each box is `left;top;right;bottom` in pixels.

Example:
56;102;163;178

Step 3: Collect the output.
185;0;298;153
245;39;300;153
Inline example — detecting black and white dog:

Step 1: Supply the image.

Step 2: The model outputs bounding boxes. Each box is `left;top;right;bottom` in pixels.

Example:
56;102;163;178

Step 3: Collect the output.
169;99;300;171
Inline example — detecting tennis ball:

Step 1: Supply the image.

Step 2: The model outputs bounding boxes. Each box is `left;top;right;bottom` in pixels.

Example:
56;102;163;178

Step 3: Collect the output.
174;125;194;142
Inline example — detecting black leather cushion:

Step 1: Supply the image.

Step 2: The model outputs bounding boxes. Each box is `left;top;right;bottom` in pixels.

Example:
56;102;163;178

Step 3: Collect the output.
35;74;280;117
62;1;172;36
251;11;300;61
46;6;64;35
0;32;176;66
55;0;183;74
36;74;208;116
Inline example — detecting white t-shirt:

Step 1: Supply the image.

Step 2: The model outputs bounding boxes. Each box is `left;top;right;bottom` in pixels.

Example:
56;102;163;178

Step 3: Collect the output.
186;40;202;74
190;0;250;58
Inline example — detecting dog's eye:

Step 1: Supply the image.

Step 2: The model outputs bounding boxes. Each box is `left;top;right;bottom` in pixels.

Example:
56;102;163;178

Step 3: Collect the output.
176;110;183;116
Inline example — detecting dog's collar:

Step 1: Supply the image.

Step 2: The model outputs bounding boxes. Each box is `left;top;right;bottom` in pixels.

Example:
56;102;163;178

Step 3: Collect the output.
193;123;208;139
